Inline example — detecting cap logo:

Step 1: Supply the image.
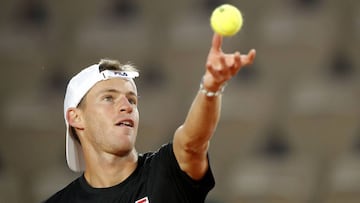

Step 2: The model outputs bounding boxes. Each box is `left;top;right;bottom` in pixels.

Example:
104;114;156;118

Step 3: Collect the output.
100;70;139;80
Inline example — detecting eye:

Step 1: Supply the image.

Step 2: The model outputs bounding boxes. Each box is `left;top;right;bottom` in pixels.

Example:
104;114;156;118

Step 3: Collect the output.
128;96;138;105
103;95;114;102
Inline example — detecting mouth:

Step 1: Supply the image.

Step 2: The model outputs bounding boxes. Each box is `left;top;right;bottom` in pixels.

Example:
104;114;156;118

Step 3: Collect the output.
116;119;134;128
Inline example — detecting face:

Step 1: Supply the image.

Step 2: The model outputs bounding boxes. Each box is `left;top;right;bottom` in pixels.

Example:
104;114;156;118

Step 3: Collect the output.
78;78;139;157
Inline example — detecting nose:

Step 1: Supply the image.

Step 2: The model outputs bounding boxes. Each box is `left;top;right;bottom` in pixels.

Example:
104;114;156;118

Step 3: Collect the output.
119;96;133;113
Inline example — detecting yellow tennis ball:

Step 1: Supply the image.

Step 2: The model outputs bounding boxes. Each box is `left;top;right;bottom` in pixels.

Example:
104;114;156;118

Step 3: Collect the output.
210;4;243;37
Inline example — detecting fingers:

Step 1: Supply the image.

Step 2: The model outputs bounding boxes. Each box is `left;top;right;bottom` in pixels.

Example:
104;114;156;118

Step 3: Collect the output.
248;49;256;64
219;55;226;72
205;48;256;84
211;33;223;52
248;49;256;65
240;49;256;66
207;53;237;81
231;52;241;75
206;54;225;74
206;62;222;79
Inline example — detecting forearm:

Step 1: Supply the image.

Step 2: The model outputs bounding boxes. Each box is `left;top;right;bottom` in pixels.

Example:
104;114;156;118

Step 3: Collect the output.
172;86;221;180
177;87;222;151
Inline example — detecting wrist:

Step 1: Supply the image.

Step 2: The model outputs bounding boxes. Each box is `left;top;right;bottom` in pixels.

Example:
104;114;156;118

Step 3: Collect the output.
199;77;226;97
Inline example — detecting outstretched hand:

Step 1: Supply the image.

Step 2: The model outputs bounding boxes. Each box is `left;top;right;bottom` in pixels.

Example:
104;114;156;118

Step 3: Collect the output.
203;33;256;92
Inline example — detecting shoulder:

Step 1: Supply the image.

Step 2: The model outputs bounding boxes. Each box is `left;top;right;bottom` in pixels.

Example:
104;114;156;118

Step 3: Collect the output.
139;143;174;166
43;177;80;203
139;143;215;201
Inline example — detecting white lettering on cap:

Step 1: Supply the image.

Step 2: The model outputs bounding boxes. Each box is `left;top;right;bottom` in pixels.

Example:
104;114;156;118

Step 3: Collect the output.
100;70;139;80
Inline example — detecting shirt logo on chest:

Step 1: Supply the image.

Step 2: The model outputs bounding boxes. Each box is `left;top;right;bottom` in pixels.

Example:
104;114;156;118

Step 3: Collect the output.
135;197;149;203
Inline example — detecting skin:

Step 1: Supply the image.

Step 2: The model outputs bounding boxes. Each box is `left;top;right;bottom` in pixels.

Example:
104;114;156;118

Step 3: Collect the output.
173;34;256;179
67;33;256;188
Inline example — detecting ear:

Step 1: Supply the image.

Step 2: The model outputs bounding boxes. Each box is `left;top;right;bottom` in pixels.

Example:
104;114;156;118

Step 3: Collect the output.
66;107;85;130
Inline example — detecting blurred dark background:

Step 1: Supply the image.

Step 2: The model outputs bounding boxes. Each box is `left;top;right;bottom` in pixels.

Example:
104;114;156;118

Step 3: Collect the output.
0;0;359;202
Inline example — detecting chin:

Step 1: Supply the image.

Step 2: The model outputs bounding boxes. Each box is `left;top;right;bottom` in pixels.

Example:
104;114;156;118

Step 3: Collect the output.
112;143;135;157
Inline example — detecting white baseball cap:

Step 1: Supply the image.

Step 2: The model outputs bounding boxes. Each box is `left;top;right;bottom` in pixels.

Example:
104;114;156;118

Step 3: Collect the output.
64;63;139;172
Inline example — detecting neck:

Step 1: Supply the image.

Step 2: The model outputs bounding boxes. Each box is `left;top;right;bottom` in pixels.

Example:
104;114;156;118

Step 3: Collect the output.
83;149;138;188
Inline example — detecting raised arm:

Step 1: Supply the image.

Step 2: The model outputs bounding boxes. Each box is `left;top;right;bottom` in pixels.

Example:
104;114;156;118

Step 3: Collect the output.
173;33;256;180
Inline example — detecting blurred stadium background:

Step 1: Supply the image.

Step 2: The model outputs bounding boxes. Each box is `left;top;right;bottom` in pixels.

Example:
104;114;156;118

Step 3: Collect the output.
0;0;359;202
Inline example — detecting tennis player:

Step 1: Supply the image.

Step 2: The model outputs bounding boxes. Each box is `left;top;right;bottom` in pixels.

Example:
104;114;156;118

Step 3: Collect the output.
44;33;256;203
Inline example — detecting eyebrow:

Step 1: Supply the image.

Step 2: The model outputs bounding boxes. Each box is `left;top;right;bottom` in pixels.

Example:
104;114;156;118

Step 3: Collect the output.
97;88;138;97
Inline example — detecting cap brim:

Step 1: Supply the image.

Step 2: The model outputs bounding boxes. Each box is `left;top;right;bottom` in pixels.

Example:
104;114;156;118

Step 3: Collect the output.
66;123;85;172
